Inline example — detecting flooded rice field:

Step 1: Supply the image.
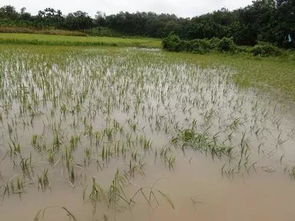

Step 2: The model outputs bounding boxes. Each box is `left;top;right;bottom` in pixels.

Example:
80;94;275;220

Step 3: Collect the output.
0;46;295;221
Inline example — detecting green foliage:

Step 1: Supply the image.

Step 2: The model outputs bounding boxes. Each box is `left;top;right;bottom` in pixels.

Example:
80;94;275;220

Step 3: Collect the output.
251;42;282;56
172;129;233;158
189;39;211;54
208;37;221;49
217;37;237;52
163;35;289;57
63;11;94;30
162;34;238;54
1;1;294;48
162;33;181;51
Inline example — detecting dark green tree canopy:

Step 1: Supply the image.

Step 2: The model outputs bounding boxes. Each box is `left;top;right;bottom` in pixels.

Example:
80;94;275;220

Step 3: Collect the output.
0;0;294;48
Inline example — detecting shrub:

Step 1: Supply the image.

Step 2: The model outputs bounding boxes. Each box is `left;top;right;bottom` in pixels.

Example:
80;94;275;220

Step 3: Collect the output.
180;40;192;51
162;35;216;54
208;37;220;49
190;39;211;54
217;37;237;52
162;33;181;51
162;34;239;54
251;42;282;56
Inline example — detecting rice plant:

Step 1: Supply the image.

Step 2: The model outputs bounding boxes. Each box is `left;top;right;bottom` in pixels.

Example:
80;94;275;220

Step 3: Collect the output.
0;44;294;221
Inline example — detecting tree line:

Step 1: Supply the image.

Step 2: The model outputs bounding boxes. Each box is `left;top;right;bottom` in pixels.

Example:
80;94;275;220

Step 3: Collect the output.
0;0;294;48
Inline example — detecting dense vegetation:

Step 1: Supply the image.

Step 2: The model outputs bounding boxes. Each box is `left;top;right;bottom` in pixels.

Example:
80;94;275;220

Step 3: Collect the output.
162;34;239;53
162;33;285;56
0;0;294;48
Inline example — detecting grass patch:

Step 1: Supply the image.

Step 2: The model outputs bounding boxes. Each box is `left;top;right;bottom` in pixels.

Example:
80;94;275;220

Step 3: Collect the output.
162;51;295;100
172;129;233;158
0;33;161;48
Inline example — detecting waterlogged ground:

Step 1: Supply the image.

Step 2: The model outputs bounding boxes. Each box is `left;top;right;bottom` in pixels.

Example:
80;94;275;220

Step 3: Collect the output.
0;45;295;221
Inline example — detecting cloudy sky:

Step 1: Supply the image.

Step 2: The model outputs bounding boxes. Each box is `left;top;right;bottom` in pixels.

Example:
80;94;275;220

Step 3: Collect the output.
1;0;253;17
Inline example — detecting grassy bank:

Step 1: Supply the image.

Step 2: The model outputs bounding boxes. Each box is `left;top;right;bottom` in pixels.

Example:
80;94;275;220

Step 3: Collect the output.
0;33;161;48
162;51;295;100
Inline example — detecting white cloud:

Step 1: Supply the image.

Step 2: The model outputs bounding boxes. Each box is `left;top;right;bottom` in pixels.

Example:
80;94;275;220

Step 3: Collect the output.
1;0;253;17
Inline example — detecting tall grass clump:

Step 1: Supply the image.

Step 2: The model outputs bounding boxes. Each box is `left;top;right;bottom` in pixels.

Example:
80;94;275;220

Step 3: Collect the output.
251;42;282;56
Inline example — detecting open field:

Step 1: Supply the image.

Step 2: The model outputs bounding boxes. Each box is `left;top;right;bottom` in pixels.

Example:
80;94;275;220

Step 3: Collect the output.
0;33;162;48
0;42;295;221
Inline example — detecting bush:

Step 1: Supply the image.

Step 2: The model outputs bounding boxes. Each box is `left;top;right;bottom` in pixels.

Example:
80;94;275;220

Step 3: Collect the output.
163;34;215;54
162;34;239;54
179;40;191;51
190;39;211;54
208;37;220;49
162;33;181;51
217;37;237;52
251;42;282;56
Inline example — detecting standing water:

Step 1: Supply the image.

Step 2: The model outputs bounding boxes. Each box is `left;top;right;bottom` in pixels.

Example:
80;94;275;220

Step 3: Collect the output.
0;46;295;221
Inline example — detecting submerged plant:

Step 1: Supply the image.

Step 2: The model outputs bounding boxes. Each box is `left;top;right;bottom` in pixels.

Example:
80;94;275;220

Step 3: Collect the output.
37;169;50;191
34;206;77;221
172;129;233;158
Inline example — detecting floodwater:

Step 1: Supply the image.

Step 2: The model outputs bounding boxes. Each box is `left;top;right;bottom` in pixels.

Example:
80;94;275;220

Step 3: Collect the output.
0;46;295;221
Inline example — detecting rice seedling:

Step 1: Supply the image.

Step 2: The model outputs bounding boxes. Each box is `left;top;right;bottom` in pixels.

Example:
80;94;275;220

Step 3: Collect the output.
172;129;233;158
84;147;92;167
0;43;294;221
2;176;25;198
129;186;175;210
107;170;129;209
20;154;33;177
69;135;80;151
139;135;152;151
125;158;145;178
9;140;21;156
34;206;77;221
37;169;50;191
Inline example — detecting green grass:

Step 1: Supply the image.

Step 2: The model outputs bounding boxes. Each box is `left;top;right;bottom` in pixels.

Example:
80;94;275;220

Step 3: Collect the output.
162;51;295;100
0;33;161;48
0;34;294;100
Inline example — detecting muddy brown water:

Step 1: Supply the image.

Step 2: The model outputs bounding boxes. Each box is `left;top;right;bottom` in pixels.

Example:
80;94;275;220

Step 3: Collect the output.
0;46;295;221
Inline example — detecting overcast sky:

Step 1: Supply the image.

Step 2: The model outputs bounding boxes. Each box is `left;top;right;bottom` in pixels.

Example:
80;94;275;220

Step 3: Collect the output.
1;0;253;18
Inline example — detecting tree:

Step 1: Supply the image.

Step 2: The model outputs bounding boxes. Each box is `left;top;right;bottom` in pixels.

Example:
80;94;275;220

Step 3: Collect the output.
0;5;19;19
64;11;94;30
276;0;295;47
